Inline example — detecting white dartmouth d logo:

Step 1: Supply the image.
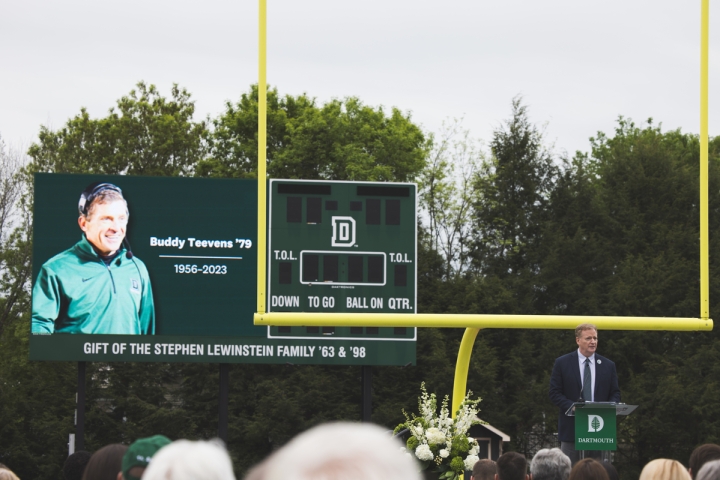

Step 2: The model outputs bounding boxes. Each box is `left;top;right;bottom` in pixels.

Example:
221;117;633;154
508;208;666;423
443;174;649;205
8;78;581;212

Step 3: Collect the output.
331;216;356;247
588;415;604;433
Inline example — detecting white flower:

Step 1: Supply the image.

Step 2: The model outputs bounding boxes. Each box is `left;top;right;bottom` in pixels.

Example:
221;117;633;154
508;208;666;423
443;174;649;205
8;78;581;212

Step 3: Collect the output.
439;449;450;458
426;427;446;445
464;454;480;471
469;446;479;456
415;444;434;461
597;359;602;364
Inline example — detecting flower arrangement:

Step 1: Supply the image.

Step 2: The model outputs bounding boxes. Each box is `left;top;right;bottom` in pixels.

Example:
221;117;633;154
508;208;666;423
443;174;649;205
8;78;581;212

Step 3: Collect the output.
394;383;483;480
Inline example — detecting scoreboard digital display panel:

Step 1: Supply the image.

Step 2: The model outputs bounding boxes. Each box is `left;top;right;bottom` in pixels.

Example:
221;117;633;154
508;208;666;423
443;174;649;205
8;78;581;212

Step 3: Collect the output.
267;180;417;343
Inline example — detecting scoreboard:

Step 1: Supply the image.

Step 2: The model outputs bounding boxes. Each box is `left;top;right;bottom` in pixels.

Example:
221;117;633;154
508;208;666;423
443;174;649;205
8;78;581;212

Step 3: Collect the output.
267;179;417;342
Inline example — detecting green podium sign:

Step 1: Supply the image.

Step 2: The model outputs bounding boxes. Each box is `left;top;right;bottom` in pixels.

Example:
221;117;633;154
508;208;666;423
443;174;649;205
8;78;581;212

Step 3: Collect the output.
574;403;617;451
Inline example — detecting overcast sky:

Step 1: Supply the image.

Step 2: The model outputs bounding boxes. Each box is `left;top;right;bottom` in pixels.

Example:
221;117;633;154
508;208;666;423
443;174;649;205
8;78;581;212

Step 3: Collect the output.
1;0;718;159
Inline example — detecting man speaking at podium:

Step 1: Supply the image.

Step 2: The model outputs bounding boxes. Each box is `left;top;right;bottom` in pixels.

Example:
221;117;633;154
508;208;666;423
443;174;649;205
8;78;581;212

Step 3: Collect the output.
549;323;621;464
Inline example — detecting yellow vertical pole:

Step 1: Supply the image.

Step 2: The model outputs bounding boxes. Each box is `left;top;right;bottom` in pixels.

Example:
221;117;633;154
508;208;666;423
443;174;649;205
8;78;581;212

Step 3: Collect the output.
257;0;268;314
452;328;480;418
701;0;710;320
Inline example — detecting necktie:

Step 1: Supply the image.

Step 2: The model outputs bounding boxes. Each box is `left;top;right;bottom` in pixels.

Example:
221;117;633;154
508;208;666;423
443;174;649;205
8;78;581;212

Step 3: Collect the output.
583;357;592;402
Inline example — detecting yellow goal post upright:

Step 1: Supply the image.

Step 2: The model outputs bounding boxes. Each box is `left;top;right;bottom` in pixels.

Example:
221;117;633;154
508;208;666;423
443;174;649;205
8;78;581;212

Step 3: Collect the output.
255;0;713;417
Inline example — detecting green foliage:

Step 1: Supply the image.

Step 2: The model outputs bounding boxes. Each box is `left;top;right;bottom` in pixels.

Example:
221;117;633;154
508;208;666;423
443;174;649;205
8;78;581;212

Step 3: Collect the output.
27;82;208;176
418;119;482;277
449;435;470;458
200;85;427;181
472;96;557;285
407;435;420;451
449;456;465;474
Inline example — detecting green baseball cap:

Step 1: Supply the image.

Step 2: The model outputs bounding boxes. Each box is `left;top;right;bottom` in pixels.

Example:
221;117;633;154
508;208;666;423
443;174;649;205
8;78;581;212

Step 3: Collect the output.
122;435;171;480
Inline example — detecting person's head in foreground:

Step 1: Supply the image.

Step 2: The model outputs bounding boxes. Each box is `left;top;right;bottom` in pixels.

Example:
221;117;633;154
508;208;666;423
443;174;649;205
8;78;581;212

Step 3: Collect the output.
567;459;608;480
639;459;691;480
696;459;720;480
496;452;528;480
473;459;497;480
82;444;128;480
690;445;720;480
142;439;235;480
0;467;20;480
120;435;171;480
246;422;420;480
600;462;618;480
530;448;571;480
64;451;92;480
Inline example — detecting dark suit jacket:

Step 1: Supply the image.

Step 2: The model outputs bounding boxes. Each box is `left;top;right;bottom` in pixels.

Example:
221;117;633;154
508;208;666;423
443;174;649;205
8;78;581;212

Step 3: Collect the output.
549;351;621;442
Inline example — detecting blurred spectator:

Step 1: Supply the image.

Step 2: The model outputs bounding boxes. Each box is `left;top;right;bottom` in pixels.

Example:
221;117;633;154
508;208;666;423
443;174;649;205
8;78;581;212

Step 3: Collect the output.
497;452;528;480
639;459;691;480
143;439;235;480
81;444;128;480
0;467;20;480
121;435;171;480
246;422;419;480
567;459;608;480
530;448;571;480
696;459;720;480
63;450;92;480
472;459;497;480
600;462;618;480
690;445;720;480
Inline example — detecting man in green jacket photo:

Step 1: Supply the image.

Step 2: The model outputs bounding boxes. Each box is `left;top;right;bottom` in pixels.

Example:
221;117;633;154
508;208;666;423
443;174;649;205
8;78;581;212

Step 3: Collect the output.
32;182;155;335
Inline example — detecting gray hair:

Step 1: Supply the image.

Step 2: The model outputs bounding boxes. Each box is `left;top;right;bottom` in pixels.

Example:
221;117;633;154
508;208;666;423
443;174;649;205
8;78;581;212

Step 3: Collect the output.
83;189;128;219
251;422;420;480
697;459;720;480
530;448;571;480
142;439;235;480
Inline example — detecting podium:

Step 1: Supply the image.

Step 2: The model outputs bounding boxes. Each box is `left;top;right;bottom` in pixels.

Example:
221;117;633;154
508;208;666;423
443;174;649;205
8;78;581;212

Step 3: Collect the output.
566;402;638;462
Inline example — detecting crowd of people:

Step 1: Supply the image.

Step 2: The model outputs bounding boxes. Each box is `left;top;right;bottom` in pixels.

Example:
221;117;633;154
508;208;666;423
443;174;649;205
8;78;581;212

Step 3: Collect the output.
1;424;719;480
469;443;720;480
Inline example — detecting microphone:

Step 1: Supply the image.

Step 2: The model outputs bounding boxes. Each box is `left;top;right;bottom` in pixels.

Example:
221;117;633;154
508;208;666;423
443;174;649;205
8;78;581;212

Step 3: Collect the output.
124;238;134;259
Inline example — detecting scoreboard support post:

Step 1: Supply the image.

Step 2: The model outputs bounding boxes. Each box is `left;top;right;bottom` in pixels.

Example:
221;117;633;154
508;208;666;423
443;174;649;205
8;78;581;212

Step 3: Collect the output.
218;363;229;441
362;365;372;422
76;361;86;451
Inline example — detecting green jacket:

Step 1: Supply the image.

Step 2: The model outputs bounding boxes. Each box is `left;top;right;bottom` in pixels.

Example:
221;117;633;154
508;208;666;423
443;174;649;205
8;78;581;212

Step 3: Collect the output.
32;236;155;334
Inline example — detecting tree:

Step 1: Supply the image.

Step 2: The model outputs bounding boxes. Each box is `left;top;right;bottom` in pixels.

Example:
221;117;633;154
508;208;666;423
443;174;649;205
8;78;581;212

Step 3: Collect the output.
0;136;31;337
200;85;427;181
27;82;208;176
472;97;557;287
419;119;482;278
0;136;77;479
443;99;563;456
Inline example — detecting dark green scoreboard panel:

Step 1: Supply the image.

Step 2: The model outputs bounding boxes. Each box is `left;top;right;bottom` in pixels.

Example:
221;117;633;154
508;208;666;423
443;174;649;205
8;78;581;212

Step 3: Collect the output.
267;180;417;343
